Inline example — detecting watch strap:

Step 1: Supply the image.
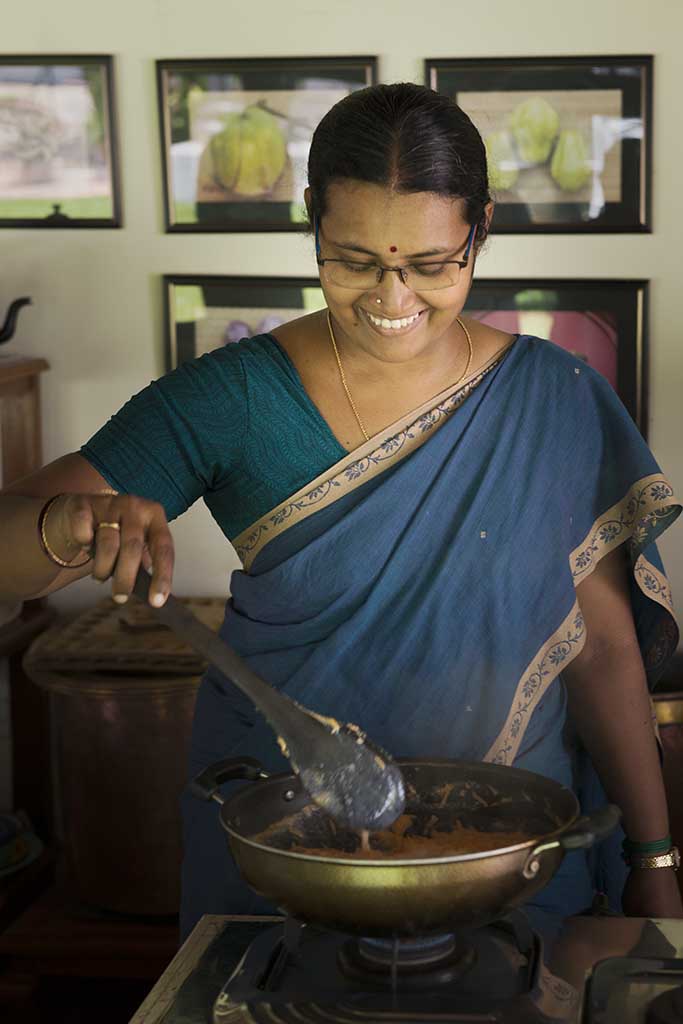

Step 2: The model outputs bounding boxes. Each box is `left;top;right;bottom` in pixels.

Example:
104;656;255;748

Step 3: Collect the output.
623;846;681;871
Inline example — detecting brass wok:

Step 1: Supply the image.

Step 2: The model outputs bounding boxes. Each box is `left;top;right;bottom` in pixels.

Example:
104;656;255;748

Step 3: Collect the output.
191;757;620;937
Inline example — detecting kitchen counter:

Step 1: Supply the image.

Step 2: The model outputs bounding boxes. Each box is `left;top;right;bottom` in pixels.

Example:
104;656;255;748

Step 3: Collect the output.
129;913;683;1023
130;915;281;1023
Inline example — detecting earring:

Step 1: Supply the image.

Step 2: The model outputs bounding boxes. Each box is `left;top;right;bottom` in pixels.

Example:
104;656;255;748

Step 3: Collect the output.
376;298;382;305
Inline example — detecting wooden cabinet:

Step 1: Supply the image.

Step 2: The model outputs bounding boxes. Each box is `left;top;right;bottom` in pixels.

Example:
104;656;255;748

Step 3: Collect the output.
0;356;49;489
0;355;54;841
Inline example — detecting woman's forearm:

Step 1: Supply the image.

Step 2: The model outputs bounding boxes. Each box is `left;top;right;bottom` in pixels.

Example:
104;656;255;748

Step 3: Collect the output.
564;638;670;843
0;494;80;600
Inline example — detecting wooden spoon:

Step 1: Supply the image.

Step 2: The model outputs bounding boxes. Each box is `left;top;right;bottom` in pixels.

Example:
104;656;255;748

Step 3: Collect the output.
131;570;406;831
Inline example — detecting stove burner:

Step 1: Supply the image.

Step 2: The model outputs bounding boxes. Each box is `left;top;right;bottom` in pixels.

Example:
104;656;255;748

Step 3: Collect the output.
338;932;477;989
355;933;459;968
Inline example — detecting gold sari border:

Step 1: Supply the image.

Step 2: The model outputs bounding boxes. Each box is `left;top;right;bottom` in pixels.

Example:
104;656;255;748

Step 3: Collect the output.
484;602;586;767
234;346;511;571
485;473;680;767
634;556;674;615
570;473;680;591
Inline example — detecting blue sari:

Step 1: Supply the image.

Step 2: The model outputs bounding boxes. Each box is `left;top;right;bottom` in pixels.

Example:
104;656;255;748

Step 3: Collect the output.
180;335;680;940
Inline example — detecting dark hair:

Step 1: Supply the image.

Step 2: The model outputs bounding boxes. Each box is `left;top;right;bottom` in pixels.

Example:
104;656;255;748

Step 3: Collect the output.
306;82;491;247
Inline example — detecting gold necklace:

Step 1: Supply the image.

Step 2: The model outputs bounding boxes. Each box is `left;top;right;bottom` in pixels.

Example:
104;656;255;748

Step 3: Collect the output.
326;308;474;444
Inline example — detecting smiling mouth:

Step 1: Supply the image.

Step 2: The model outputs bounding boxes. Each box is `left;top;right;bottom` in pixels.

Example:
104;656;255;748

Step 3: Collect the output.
361;308;426;330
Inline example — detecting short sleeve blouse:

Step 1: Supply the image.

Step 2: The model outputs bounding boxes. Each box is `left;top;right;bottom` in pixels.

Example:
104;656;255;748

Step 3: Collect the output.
80;335;347;540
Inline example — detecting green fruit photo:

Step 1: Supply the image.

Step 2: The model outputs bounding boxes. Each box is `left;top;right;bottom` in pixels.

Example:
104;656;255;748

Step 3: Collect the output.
206;104;288;197
550;129;592;192
427;55;651;230
158;58;376;231
509;96;560;165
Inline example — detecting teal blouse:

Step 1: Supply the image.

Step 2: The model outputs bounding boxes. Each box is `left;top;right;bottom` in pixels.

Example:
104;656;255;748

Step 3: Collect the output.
81;336;347;540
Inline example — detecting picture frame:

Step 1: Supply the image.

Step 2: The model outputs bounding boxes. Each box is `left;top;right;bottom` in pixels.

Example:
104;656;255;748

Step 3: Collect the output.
425;56;652;233
163;274;326;370
156;56;377;233
464;278;648;434
0;55;122;228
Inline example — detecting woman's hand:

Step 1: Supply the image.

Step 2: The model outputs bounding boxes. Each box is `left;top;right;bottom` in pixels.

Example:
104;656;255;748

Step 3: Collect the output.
51;492;174;607
622;867;683;918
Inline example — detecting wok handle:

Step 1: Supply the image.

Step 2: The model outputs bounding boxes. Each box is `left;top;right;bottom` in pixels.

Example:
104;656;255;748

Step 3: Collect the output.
522;804;621;880
189;757;270;805
558;804;622;851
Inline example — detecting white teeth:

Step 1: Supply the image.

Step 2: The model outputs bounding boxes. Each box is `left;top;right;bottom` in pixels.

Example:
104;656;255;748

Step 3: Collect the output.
366;311;421;329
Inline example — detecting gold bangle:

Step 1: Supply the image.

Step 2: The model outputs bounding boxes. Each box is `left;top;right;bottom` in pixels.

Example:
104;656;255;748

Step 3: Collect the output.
37;495;91;569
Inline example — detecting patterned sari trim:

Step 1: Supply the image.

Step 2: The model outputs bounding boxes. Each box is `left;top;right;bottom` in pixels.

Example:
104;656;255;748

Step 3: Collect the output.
234;345;512;570
634;557;674;615
570;473;680;594
484;602;586;767
485;473;680;767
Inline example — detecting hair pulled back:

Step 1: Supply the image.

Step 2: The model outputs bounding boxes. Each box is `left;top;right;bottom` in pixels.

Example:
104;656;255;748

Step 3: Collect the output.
306;82;491;246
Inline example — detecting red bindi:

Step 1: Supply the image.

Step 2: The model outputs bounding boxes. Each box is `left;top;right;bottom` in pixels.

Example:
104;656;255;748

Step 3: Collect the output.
389;245;397;252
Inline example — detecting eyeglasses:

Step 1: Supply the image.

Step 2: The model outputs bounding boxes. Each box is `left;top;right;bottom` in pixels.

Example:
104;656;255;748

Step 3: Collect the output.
314;218;476;292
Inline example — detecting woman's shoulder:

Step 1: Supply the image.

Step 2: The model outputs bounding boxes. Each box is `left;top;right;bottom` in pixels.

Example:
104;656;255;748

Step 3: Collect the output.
514;334;632;427
192;331;282;368
266;310;326;368
166;330;294;393
516;333;583;367
203;313;322;372
467;325;606;396
465;322;593;385
516;333;609;388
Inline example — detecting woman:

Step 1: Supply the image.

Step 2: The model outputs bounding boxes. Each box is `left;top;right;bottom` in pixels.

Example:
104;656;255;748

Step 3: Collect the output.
1;83;681;940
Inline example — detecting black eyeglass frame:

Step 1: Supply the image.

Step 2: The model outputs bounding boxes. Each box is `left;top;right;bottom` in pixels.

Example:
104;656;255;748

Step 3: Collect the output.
314;218;477;287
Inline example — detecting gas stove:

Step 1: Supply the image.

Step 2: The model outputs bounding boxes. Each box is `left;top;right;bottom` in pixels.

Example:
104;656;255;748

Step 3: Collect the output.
213;912;574;1022
139;912;683;1024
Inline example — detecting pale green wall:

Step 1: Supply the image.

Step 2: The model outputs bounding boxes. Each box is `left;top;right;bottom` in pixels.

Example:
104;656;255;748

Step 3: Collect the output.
3;0;683;626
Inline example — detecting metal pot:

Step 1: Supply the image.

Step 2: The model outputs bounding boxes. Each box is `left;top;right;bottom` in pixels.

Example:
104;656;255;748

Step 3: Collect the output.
192;757;619;937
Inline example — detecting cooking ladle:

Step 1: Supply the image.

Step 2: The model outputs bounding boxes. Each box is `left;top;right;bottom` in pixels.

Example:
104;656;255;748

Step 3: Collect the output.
131;569;406;831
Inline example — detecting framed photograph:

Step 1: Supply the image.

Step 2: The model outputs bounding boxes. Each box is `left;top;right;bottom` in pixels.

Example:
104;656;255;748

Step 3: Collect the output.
425;56;652;233
464;278;648;433
157;57;376;233
0;55;121;228
163;274;326;370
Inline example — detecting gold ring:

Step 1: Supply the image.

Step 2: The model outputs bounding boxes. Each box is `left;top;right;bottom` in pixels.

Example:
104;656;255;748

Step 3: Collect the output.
96;522;121;531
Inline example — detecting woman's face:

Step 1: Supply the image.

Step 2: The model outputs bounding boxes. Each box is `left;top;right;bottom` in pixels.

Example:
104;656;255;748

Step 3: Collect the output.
310;180;485;365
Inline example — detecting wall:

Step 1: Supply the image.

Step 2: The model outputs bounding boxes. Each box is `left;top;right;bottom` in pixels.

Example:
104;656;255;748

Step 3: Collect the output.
2;0;683;627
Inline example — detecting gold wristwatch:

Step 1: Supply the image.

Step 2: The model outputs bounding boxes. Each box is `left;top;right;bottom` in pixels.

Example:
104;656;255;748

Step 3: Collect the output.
625;847;681;871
